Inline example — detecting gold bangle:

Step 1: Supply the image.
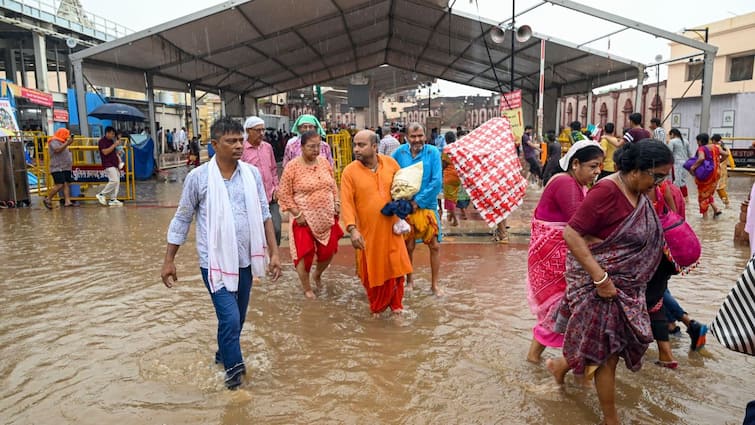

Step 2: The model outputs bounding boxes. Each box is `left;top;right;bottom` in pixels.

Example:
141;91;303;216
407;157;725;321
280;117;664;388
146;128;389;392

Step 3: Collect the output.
293;212;303;219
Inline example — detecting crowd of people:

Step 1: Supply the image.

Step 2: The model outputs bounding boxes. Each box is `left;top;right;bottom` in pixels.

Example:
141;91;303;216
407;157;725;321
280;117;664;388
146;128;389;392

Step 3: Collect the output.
153;112;752;423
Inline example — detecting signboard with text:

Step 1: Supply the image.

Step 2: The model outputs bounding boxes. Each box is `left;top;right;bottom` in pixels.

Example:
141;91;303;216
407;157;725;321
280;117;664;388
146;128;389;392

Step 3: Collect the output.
0;98;20;133
53;109;69;122
499;89;524;140
71;165;127;183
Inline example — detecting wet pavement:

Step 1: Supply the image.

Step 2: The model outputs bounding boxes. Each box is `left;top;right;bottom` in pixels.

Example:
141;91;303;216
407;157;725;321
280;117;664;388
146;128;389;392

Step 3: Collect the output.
1;168;754;424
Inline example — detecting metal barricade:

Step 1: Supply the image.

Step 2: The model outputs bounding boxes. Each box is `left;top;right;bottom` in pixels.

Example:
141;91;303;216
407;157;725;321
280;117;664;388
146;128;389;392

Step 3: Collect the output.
43;136;135;201
328;130;353;183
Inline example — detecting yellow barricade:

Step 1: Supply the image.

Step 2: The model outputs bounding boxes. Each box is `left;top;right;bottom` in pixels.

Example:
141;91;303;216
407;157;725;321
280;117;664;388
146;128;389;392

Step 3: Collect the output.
328;130;353;184
43;136;135;201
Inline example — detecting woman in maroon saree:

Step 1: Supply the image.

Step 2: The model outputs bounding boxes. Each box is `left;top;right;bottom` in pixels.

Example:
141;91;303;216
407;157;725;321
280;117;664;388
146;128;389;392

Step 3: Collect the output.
547;139;673;425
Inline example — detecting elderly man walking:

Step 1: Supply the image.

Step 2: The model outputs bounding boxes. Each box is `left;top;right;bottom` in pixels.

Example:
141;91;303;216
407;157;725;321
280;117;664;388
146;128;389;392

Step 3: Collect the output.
341;130;412;316
392;122;444;295
161;117;281;390
241;116;282;245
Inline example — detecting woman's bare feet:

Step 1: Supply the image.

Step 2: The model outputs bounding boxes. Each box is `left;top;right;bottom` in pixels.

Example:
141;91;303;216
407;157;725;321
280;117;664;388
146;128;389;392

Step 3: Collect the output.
527;339;545;363
312;274;323;291
546;357;569;384
431;285;445;296
304;290;317;300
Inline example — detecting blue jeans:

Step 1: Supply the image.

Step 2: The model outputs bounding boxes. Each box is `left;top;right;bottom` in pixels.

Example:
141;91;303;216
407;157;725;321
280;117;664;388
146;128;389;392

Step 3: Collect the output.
663;289;687;323
200;266;252;376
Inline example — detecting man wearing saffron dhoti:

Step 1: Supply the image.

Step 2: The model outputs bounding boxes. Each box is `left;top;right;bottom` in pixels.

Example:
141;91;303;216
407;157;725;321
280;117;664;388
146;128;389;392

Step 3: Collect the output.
340;130;413;316
161;117;282;390
392;122;444;295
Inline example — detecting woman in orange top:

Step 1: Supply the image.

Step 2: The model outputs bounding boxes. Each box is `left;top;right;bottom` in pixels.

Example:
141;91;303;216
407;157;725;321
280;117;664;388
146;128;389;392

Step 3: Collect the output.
278;131;343;299
688;133;725;217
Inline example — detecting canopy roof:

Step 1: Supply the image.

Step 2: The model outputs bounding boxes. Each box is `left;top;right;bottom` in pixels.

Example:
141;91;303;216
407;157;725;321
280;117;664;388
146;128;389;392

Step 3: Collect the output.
70;0;643;98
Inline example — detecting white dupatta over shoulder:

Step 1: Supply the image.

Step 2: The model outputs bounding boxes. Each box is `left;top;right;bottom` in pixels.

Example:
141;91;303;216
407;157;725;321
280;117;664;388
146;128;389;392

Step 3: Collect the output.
206;156;268;293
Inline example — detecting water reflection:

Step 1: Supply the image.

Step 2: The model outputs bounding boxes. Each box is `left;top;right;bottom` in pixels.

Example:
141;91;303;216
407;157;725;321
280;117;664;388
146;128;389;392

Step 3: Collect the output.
0;173;754;424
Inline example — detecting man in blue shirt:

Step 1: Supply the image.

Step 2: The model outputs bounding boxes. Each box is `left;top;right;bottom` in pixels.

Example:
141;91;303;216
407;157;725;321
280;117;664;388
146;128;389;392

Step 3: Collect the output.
392;122;444;296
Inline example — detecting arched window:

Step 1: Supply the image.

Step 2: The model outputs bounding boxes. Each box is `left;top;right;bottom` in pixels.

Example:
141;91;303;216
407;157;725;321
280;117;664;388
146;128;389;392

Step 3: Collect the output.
466;111;472;126
650;94;663;119
480;109;487;123
580;105;587;122
472;110;479;127
599;102;608;126
622;99;634;129
566;103;573;124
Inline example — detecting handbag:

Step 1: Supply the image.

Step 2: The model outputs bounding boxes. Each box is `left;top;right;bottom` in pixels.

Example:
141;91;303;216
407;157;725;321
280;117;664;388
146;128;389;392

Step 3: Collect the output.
683;145;715;180
710;255;755;356
656;186;701;271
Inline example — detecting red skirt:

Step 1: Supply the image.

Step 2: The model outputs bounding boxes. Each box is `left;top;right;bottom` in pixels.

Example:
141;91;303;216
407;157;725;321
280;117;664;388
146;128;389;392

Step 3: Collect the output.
291;217;343;272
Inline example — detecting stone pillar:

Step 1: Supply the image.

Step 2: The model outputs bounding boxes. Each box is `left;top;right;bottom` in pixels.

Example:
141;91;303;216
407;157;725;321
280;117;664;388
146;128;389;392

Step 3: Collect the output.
32;32;52;134
4;46;19;83
734;198;750;245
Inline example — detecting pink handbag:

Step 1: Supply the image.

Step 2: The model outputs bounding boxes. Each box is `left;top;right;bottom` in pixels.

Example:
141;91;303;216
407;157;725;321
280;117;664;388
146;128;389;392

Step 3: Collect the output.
656;186;701;271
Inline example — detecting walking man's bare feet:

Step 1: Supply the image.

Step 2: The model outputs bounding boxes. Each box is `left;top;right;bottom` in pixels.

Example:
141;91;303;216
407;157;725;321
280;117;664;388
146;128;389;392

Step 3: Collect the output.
546;357;569;384
304;290;317;299
431;285;445;296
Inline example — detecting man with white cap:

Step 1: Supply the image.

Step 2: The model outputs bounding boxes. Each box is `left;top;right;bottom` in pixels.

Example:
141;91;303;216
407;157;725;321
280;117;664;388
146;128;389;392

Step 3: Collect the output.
241;116;282;246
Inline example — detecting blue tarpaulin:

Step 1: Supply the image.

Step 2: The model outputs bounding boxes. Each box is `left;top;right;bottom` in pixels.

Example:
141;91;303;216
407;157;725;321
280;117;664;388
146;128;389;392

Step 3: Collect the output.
130;134;155;180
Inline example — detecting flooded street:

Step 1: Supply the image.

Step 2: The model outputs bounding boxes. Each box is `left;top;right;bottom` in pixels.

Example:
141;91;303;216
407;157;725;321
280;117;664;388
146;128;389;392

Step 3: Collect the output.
1;171;754;425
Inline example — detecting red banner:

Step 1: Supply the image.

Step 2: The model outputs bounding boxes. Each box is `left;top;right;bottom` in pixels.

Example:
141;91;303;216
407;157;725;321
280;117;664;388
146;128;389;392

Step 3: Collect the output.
20;87;53;108
499;89;522;111
53;109;69;122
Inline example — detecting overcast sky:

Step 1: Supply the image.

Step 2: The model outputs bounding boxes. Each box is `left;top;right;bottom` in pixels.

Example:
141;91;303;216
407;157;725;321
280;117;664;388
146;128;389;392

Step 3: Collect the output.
81;0;754;97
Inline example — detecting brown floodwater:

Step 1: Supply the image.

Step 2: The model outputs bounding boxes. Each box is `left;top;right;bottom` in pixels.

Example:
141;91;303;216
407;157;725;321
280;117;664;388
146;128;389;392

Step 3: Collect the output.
1;171;754;425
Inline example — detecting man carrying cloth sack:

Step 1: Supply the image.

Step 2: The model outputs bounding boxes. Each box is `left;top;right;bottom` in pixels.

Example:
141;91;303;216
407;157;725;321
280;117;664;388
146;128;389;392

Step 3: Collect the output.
341;130;413;316
392;122;444;296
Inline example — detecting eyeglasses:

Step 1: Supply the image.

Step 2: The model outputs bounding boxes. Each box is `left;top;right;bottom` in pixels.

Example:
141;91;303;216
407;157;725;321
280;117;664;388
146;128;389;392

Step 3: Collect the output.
645;170;668;184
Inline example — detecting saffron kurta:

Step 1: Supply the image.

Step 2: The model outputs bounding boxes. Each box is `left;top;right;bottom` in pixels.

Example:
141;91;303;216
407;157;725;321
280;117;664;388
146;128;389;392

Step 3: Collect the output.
340;155;412;298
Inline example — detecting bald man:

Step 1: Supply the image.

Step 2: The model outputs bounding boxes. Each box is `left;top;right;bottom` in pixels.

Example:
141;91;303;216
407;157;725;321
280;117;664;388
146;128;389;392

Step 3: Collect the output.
340;130;412;316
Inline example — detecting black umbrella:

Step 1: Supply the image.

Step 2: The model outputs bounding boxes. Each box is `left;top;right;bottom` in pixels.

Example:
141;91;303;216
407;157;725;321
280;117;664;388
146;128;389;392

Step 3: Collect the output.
88;103;146;121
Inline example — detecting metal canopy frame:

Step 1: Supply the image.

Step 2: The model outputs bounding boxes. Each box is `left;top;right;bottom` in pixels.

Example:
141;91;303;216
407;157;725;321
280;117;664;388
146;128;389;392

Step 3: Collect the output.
543;0;717;133
68;0;660;136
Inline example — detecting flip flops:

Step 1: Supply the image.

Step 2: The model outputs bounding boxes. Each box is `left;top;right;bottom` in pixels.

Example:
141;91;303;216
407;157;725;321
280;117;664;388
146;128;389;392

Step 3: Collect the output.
655;360;679;369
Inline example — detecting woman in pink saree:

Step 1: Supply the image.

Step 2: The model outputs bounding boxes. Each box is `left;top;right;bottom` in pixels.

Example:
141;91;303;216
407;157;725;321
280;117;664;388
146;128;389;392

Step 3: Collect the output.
527;141;605;363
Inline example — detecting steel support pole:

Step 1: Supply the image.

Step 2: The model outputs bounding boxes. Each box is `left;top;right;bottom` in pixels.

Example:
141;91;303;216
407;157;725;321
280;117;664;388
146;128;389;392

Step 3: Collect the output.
145;73;157;159
700;51;714;134
72;60;89;137
190;84;199;138
586;80;593;126
635;67;644;116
